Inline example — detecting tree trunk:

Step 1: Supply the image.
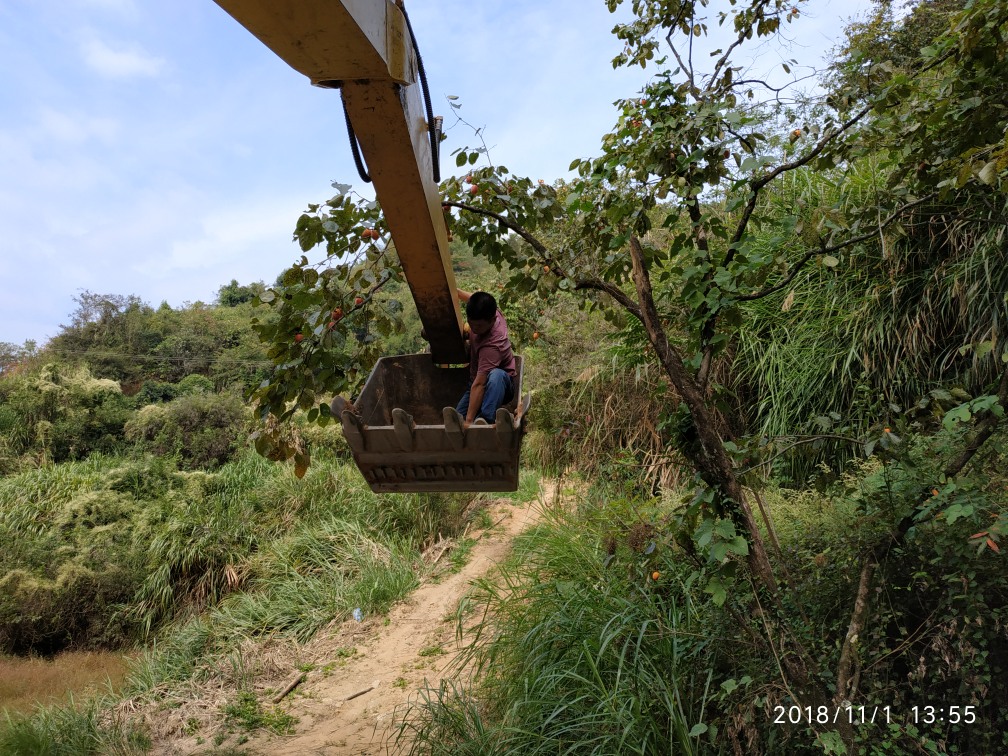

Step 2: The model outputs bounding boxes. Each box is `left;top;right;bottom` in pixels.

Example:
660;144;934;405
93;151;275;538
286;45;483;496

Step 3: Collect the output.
626;234;777;595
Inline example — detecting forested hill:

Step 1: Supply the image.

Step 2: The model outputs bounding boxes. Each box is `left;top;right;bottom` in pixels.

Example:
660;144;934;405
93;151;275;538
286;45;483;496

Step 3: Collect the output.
40;282;272;393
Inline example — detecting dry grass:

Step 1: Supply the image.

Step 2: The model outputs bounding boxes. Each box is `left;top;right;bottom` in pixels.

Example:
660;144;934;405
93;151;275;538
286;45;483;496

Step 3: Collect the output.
0;651;132;717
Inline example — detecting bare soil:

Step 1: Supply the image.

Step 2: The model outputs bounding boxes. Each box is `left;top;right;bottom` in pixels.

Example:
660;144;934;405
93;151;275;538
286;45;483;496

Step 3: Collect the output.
148;487;548;756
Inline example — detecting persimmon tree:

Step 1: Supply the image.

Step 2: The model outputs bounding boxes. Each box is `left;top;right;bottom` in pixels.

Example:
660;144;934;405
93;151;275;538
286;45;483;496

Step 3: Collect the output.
246;184;408;470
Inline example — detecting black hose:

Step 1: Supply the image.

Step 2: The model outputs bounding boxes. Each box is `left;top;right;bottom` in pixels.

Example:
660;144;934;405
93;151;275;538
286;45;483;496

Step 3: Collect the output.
341;90;371;184
399;3;439;183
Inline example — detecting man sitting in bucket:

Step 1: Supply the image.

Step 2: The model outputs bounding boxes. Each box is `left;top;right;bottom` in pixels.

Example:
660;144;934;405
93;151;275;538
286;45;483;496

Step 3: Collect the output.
447;288;516;429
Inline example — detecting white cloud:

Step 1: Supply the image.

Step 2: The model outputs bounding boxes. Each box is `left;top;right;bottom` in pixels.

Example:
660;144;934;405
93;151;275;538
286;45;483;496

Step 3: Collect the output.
158;199;301;275
81;37;165;78
38;109;118;144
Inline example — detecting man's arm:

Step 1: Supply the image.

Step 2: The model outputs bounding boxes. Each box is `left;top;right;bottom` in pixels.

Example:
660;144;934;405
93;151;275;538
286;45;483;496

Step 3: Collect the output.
464;373;488;428
457;288;472;303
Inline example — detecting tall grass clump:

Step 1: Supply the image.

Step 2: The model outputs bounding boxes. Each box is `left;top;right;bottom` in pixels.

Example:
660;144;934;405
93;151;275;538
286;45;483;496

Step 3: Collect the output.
736;162;1008;442
128;450;472;633
1;444;479;654
0;695;151;756
212;518;420;642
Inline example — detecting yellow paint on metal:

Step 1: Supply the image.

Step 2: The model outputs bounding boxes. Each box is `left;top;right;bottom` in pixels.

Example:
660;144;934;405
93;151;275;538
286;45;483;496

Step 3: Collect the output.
342;81;466;363
213;0;466;362
213;0;413;85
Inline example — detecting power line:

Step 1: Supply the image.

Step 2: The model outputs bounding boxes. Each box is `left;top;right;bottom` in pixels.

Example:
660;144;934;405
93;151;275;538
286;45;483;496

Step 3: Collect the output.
47;349;272;368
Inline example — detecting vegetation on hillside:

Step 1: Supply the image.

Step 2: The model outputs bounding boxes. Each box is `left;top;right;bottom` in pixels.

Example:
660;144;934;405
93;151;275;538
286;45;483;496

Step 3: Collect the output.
2;0;1008;753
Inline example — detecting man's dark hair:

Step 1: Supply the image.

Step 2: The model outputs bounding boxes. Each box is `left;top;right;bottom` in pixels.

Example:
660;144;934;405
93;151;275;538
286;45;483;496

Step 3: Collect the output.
466;291;497;322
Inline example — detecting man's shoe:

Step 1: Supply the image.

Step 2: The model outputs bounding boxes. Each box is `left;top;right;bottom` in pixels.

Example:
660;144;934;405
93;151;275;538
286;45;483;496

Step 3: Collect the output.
473;418;489;426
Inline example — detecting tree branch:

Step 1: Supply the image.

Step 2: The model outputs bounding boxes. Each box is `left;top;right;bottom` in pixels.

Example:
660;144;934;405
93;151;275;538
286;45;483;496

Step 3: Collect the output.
834;557;874;704
446;201;647;323
444;201;548;256
738;434;865;477
729;103;874;249
572;279;644;322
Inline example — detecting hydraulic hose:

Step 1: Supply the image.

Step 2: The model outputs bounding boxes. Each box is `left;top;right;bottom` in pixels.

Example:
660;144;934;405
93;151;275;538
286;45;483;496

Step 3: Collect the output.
399;2;440;183
341;90;371;184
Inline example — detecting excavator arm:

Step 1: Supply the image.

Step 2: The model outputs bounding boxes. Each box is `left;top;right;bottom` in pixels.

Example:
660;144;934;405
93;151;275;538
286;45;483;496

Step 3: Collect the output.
214;0;530;492
213;0;466;364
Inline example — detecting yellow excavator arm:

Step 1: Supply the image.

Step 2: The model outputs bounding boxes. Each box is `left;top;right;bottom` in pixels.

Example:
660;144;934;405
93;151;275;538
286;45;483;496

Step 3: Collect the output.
214;0;530;492
214;0;466;364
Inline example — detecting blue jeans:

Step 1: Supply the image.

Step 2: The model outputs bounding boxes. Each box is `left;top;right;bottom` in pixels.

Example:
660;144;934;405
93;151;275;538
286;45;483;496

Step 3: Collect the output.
456;369;515;423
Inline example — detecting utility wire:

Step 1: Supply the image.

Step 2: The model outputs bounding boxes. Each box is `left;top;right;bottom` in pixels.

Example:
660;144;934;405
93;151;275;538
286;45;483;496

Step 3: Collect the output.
47;349;272;367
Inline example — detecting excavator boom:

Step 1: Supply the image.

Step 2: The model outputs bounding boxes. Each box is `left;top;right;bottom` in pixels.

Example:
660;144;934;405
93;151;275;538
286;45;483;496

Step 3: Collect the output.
214;0;466;363
214;0;530;492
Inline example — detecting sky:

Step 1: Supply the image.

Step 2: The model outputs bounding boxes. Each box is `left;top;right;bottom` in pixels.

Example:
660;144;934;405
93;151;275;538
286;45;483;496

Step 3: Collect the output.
0;0;869;345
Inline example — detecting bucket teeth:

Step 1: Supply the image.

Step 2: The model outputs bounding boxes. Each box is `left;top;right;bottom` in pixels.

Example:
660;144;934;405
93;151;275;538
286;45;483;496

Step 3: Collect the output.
442;406;465;451
495;408;516;449
340;410;366;452
391;408;415;451
330;396;347;416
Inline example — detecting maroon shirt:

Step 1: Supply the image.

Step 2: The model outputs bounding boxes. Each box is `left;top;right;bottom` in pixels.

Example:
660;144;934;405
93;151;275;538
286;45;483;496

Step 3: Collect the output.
469;310;517;382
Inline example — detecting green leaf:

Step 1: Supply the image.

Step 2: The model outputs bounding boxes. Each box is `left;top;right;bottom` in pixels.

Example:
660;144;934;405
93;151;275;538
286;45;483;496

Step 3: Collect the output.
728;535;749;556
705;576;727;605
468;152;479;165
456;152;468;167
822;255;839;267
943;503;973;525
721;678;738;694
714;519;736;539
689;723;708;738
259;290;275;303
816;730;846;755
943;403;972;430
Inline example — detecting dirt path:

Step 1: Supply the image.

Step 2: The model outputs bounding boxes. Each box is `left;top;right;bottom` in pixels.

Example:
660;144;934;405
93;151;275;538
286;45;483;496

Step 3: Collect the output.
270;490;544;755
146;486;548;756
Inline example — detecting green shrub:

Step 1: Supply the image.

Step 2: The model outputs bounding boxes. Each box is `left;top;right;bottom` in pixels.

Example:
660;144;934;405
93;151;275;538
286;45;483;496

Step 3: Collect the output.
126;392;248;470
223;690;297;734
176;374;214;395
0;364;133;469
133;380;176;405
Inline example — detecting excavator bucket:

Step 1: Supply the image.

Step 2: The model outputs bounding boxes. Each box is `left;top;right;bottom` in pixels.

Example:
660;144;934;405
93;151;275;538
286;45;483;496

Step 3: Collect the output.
335;355;530;492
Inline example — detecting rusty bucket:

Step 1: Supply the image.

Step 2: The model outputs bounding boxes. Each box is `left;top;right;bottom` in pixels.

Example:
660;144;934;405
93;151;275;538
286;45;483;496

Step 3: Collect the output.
335;354;530;493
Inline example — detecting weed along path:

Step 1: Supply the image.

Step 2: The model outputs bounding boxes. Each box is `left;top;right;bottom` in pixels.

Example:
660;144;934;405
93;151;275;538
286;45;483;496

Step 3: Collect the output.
152;484;549;756
264;489;546;756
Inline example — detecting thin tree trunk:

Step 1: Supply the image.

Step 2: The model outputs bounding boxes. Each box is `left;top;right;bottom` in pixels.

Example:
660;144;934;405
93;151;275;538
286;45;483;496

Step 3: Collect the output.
834;558;875;703
626;234;777;595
